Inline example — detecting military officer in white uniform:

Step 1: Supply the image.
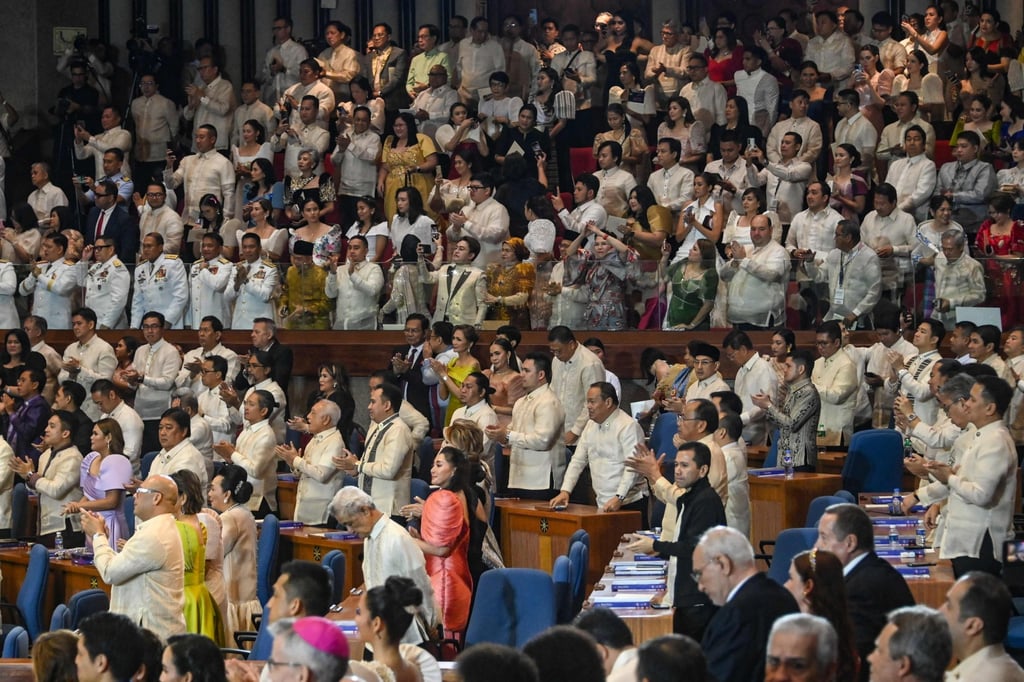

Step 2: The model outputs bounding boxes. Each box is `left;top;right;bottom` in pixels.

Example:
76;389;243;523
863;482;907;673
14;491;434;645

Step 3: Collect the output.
83;236;130;329
18;231;78;329
131;232;188;329
225;232;279;329
187;232;232;328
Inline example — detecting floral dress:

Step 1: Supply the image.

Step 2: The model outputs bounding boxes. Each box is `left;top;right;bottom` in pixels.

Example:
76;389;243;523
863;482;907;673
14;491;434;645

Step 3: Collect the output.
975;219;1024;326
288;225;345;268
380;133;438;221
664;264;718;329
565;248;639;330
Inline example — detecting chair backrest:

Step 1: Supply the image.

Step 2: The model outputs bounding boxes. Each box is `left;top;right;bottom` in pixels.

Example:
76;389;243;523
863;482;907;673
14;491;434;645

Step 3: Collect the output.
321;549;347;605
349;423;367;457
834;489;856;504
249;611;273;660
806;496;848;528
552;555;572;624
568;541;589;617
766;528;819;585
18;543;50;641
841;429;904;495
10;483;28;539
1;627;28;659
490;441;506;499
140;451;160;479
416;436;434;480
465;569;556;648
257;514;280;606
410;478;432;504
67;589;109;629
568;529;590;550
765;429;781;468
124;494;136;536
648;412;679;463
49;604;70;632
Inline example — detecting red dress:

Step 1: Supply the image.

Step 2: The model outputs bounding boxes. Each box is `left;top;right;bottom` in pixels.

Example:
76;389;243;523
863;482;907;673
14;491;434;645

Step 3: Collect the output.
421;489;473;634
705;50;744;97
975;219;1024;326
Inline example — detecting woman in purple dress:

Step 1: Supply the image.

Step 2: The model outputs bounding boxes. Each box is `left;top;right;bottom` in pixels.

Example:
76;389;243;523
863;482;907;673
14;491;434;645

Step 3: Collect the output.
62;418;133;550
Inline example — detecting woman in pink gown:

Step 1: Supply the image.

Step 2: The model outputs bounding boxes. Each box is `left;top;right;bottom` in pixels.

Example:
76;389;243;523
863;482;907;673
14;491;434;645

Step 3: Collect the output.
409;446;475;641
62;419;132;550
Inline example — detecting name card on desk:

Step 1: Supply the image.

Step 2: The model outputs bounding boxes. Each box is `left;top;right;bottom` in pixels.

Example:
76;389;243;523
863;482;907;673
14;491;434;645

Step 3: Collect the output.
611;583;667;592
591;592;661;609
749;467;786;477
322;531;360;540
613;564;667;577
278;521;305;529
871;518;919;527
896;566;932;578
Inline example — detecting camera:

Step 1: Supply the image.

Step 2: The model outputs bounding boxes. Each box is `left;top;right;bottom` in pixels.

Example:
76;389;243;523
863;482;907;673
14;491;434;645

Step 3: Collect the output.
73;34;88;53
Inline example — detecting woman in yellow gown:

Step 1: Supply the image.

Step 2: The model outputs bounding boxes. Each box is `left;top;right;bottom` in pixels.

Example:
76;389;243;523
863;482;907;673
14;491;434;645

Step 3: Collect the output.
171;470;225;645
428;324;482;427
377;112;440;221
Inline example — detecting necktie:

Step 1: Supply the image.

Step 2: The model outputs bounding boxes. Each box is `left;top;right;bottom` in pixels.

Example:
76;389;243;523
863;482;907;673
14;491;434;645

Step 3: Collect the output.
95;210;106;238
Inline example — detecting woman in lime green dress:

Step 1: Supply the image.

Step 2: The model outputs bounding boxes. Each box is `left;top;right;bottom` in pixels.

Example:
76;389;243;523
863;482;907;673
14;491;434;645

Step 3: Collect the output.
428;324;481;427
171;470;225;645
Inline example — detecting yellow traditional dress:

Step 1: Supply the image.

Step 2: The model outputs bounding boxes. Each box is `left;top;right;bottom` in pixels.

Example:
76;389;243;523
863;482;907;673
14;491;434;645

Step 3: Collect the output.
178;520;224;645
380;133;438;221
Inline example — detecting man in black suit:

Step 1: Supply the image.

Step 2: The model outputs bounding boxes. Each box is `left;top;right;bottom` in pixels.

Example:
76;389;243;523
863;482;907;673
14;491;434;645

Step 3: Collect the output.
626;441;726;642
85;179;137;263
235;317;293;395
694;526;799;682
389;313;432;429
816;502;915;681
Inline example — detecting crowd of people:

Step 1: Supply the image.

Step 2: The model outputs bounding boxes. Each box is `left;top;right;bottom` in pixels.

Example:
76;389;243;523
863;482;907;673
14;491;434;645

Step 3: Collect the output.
2;4;1024;682
1;5;1023;333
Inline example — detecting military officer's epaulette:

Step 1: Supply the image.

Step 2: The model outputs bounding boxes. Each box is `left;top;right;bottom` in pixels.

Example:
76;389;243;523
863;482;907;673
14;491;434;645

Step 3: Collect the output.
0;259;8;264
261;257;274;265
112;259;124;267
217;257;231;264
165;254;179;259
64;259;77;265
122;174;131;181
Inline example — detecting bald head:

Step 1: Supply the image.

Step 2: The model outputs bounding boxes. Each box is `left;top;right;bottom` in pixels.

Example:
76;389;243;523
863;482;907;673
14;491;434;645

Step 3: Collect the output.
138;474;179;520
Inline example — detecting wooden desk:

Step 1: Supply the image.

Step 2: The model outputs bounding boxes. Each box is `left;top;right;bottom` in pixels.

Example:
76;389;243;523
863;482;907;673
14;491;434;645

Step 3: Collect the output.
496;499;641;587
278;528;364;593
858;493;955;610
748;473;843;547
0;547;109;619
585;545;674;644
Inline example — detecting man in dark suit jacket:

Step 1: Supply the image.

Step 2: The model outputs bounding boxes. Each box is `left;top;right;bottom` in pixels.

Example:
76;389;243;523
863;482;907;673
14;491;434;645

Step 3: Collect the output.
362;23;410;111
816;502;915;682
85;179;137;263
388;313;432;428
234;317;294;395
627;441;726;642
695;526;800;682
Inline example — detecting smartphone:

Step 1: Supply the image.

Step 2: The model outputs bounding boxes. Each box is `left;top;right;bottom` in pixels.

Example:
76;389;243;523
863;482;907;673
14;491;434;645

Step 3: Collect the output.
166;140;175;152
531;140;543;155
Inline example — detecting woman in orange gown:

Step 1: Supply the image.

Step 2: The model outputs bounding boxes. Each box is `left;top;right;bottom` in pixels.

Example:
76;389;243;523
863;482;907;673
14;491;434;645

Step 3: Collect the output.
408;446;478;641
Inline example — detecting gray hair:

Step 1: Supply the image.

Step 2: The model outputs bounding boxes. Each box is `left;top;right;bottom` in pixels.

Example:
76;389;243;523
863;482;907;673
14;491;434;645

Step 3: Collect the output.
329;486;375;521
317;399;341;426
268;618;349;682
299;147;321;167
937;373;974;402
698;526;755;567
768;614;838;672
885;606;952;682
661;19;681;32
172;388;198;413
941;229;966;247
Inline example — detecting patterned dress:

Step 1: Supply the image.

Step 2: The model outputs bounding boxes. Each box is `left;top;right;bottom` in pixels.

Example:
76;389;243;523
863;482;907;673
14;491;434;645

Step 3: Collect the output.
486;262;536;329
565;248;639;330
975;219;1024;326
380;134;439;221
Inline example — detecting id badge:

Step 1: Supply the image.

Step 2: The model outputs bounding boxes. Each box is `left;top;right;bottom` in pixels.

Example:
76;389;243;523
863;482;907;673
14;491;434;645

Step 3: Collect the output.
833;285;846;305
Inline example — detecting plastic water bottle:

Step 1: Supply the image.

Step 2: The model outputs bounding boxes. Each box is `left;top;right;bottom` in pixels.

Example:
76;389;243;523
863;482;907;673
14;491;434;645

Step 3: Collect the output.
54;531;63;552
890;488;904;516
782;449;794;479
903;436;914;459
916;520;927;548
817;423;826;442
888;525;900;548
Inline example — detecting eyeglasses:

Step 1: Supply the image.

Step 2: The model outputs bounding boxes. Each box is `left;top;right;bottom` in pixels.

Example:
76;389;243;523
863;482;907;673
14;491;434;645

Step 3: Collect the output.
142;323;163;330
266;660;304;671
677;415;700;423
135;487;157;495
95;244;114;250
692;359;715;366
691;557;718;582
93;193;111;198
200;368;219;374
467;185;485;191
247;364;265;369
146;192;165;197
